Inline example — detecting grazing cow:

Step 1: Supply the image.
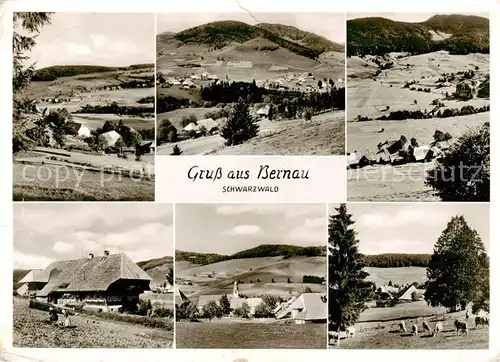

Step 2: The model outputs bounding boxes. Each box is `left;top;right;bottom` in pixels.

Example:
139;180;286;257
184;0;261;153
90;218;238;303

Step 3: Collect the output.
399;320;407;333
347;326;356;338
475;316;489;328
454;319;469;335
433;321;443;337
422;321;432;334
412;324;419;336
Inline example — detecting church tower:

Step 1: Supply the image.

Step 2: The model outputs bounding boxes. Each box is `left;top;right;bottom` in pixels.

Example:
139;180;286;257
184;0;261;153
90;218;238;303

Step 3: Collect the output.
233;280;239;298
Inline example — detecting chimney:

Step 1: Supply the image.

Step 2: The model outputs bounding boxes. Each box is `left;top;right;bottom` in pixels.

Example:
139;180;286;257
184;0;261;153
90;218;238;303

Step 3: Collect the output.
104;250;109;257
88;253;94;260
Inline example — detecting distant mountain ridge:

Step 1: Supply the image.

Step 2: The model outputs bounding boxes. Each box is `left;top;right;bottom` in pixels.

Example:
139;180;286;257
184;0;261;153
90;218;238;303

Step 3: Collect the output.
347;14;489;56
158;20;344;60
176;244;327;265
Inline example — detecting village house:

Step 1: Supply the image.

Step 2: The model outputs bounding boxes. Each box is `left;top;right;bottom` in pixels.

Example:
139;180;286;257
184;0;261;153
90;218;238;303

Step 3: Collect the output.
35;251;152;312
276;293;327;324
16;269;47;296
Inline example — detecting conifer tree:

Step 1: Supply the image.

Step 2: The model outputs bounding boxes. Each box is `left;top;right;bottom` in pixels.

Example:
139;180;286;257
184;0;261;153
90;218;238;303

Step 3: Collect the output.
328;204;375;332
219;294;231;315
13;12;53;152
171;144;183;155
425;215;489;312
220;97;259;146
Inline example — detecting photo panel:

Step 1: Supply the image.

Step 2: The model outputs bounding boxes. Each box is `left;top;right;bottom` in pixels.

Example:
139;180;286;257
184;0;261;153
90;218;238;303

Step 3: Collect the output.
345;13;490;202
12;203;174;348
12;12;156;201
327;202;490;349
155;13;346;156
174;203;328;349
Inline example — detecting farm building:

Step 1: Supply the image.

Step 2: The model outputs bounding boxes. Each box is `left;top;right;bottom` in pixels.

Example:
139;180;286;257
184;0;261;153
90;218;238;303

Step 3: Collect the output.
289;293;327;324
398;285;423;302
230;297;263;315
256;105;270;118
35;251;151;312
275;293;327;324
99;130;121;147
17;269;47;296
67;121;91;139
174;288;191;308
196;118;218;133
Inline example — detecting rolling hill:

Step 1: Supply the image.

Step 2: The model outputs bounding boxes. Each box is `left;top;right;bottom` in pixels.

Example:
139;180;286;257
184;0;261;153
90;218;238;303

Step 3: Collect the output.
176;244;326;266
159;20;344;60
347;14;489;56
32;63;154;82
137;256;173;285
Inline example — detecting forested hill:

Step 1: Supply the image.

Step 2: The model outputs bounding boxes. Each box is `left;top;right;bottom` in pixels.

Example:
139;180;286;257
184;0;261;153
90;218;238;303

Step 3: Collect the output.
161;20;342;60
32;63;154;81
347;14;489;56
362;253;432;268
176;244;326;266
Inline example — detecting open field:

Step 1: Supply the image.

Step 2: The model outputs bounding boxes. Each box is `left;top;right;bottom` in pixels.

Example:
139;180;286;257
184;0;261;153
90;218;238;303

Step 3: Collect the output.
347;51;490;201
176;321;326;349
13;155;154;201
335;301;488;349
158;111;345;155
177;256;326;298
16;67;155;200
365;267;427;287
13;297;173;348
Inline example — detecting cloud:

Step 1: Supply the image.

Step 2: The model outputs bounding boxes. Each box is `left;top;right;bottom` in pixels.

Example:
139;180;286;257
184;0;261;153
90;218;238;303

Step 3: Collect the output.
226;225;262;236
304;217;326;229
287;217;326;245
214;204;322;219
52;241;76;254
14;251;54;270
357;207;448;229
62;42;92;56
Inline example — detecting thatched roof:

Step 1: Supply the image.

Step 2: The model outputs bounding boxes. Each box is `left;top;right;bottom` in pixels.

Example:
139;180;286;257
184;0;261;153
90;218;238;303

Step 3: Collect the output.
37;253;151;297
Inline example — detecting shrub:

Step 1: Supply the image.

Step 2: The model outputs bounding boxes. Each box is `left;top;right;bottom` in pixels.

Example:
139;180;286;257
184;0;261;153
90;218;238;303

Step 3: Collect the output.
153;307;174;318
426;122;489;201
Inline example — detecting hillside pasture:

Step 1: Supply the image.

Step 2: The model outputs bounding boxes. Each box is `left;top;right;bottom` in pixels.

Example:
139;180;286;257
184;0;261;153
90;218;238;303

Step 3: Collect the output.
176;321;326;349
335;302;488;349
347;111;488;201
13;297;173;348
157;111;345;156
177;256;326;298
210;112;345;155
365;267;428;288
13;161;154;201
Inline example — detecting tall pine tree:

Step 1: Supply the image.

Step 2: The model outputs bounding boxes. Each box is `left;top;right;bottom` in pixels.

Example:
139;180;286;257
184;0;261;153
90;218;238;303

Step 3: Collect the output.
13;12;53;152
328;204;375;332
220;97;259;146
425;215;489;312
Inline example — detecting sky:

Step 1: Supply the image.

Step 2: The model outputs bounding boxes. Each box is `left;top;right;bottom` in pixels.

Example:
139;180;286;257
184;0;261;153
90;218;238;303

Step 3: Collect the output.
176;204;327;255
156;13;346;44
13;203;173;269
21;13;155;69
328;203;489;255
347;12;489;22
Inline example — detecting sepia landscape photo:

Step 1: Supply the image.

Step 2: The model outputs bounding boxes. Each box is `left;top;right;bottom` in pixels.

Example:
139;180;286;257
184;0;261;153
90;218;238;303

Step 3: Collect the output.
12;13;156;201
155;13;346;156
328;203;489;349
346;13;490;202
13;203;174;348
175;204;327;348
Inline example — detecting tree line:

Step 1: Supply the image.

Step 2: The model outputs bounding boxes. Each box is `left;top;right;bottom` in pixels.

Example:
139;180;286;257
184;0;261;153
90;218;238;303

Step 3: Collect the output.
362;254;431;268
175;244;326;266
76;102;154;117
